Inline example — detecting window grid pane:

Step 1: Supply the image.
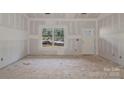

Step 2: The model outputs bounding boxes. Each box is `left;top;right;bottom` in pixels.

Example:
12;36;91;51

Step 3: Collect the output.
54;28;64;47
42;28;53;47
42;27;64;47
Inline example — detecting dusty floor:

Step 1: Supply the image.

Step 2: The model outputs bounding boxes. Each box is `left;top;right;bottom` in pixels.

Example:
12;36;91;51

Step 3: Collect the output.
0;55;124;79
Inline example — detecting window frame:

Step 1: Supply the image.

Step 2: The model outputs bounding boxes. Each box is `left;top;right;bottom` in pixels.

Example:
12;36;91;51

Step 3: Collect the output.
39;25;66;49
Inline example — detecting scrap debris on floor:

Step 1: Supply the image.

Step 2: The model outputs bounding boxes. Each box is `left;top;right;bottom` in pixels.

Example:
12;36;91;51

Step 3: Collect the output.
0;55;124;79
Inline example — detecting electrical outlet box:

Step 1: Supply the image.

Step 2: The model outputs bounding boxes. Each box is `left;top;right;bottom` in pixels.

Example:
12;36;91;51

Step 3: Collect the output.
120;56;122;59
1;58;3;61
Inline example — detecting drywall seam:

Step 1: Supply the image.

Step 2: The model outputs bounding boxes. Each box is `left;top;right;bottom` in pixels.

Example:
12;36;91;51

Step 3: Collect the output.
27;17;30;55
98;13;112;20
96;20;99;55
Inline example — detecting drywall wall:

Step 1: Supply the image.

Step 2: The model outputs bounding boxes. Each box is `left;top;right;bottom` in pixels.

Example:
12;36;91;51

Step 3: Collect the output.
0;13;28;68
29;19;97;55
98;13;124;66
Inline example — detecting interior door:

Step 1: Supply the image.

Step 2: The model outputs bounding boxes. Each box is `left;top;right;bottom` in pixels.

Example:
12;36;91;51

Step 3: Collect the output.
82;29;95;54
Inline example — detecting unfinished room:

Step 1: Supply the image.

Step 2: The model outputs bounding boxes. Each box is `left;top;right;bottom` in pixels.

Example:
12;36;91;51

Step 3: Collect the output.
0;13;124;79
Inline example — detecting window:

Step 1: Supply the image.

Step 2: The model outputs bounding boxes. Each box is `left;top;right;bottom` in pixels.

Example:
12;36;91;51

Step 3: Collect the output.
54;28;64;47
42;27;64;47
42;28;53;47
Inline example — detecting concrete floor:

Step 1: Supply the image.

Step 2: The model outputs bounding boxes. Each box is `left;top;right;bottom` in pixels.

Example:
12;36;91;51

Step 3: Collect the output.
0;55;124;79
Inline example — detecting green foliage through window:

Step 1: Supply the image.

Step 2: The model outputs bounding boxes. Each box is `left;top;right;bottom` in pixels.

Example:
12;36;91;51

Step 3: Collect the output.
42;27;64;47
